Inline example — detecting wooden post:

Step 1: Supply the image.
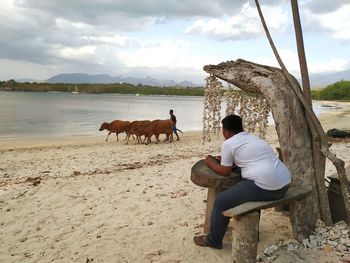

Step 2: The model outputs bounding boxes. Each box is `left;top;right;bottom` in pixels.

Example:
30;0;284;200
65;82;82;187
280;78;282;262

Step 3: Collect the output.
290;0;332;226
190;159;242;233
254;0;333;226
204;187;217;234
290;0;311;105
231;212;260;263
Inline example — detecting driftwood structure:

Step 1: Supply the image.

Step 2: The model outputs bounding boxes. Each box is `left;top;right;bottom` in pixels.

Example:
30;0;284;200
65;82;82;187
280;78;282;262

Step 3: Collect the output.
202;59;349;263
195;1;349;262
204;60;321;239
254;0;350;230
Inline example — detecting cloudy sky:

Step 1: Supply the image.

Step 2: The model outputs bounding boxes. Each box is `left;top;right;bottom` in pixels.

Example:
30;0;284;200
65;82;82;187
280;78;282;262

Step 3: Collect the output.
1;0;349;83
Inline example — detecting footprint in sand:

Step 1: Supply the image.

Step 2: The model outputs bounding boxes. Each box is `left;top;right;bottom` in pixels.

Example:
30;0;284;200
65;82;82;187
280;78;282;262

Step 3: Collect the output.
179;221;189;227
144;249;166;260
170;190;187;198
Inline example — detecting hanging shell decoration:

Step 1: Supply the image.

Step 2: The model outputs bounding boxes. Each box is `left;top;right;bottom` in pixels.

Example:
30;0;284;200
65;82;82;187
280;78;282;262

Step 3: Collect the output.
224;83;240;116
203;75;270;143
202;75;222;143
238;91;270;139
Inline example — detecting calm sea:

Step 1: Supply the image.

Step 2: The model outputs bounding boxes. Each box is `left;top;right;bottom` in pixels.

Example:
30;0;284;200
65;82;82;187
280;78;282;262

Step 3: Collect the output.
0;91;336;141
0;91;204;140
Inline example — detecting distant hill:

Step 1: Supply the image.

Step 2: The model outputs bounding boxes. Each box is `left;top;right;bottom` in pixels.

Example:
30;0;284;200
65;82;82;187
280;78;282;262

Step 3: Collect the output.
16;78;43;83
45;73;199;87
47;73;115;84
310;69;350;87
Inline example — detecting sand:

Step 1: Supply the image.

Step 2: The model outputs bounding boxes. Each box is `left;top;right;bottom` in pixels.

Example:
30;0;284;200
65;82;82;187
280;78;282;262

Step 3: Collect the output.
0;101;350;263
318;101;350;132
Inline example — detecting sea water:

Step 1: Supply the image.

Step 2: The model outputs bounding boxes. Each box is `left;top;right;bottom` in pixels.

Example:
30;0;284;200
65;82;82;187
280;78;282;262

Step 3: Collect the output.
0;91;336;140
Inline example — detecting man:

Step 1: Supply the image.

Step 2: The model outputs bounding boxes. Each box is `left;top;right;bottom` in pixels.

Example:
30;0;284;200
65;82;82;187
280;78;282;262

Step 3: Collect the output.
194;115;291;249
169;109;180;141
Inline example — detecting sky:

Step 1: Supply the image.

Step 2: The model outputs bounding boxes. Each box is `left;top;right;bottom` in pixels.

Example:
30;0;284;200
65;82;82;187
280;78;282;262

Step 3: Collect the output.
0;0;349;84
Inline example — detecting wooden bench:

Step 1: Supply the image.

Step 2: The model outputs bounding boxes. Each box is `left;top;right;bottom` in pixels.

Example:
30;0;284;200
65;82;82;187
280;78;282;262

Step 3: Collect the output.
223;187;311;263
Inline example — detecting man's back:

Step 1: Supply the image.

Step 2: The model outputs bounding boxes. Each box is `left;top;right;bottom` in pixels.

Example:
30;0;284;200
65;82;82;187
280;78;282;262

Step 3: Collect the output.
221;132;291;190
171;114;177;124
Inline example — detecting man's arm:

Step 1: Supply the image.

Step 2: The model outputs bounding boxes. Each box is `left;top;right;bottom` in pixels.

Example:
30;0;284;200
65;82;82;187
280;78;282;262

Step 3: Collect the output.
204;156;232;176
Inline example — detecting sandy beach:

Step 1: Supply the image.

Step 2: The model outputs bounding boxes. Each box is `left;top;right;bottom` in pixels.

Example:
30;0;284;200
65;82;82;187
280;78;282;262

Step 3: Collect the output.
1;101;350;263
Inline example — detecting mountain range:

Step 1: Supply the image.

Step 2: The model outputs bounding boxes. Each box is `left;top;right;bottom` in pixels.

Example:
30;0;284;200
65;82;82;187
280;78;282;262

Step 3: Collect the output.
309;69;350;87
45;73;199;87
15;68;350;87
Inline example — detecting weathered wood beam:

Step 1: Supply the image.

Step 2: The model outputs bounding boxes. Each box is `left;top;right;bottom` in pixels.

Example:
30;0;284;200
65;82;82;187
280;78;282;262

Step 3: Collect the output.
290;0;312;105
231;212;259;263
289;0;332;225
223;187;311;217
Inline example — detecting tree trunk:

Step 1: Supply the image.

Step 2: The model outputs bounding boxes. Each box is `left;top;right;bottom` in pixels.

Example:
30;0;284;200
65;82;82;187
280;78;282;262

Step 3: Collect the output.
204;59;320;239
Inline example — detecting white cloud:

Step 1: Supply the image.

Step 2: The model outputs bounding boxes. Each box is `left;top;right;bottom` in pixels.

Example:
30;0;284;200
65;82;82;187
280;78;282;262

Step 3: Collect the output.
185;3;289;40
300;0;349;14
304;4;350;42
0;0;349;83
81;36;132;47
0;59;54;80
57;45;97;60
254;49;350;76
118;39;218;70
14;0;283;22
308;59;350;74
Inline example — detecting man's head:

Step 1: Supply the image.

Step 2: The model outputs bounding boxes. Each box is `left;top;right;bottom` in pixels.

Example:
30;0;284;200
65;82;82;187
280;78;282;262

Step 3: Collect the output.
221;115;243;139
169;109;174;115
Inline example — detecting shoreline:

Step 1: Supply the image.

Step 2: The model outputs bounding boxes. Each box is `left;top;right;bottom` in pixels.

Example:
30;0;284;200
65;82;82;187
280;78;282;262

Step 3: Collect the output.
0;130;203;151
1;100;349;150
2;90;350;102
317;101;350;131
0;90;204;97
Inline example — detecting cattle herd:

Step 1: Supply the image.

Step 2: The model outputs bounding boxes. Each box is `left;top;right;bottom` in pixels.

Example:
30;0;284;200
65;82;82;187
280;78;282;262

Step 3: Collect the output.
99;119;176;145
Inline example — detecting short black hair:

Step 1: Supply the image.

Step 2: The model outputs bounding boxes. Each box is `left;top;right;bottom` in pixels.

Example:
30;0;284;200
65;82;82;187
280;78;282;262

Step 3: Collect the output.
169;109;174;113
221;115;243;133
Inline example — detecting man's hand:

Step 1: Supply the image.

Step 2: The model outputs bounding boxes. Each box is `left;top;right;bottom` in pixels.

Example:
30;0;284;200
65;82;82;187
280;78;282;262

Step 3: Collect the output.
204;155;232;176
204;155;213;166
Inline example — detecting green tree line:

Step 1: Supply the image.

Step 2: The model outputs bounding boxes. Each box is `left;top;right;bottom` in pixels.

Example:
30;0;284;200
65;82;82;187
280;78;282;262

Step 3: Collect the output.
1;79;349;100
311;80;350;101
0;79;205;96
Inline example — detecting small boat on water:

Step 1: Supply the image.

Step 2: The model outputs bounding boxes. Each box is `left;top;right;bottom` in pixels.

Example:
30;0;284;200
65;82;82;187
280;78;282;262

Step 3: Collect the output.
320;104;342;109
72;85;79;94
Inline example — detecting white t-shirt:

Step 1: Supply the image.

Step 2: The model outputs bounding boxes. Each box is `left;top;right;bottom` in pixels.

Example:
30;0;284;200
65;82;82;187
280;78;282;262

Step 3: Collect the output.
221;132;291;190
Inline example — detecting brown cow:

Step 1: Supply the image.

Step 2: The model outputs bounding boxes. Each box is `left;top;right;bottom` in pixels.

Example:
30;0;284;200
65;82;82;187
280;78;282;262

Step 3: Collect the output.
125;120;151;144
99;120;130;142
145;119;174;145
135;121;152;144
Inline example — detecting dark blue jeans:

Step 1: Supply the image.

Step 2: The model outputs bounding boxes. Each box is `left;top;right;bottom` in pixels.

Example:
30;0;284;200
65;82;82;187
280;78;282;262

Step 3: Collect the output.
207;179;289;248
